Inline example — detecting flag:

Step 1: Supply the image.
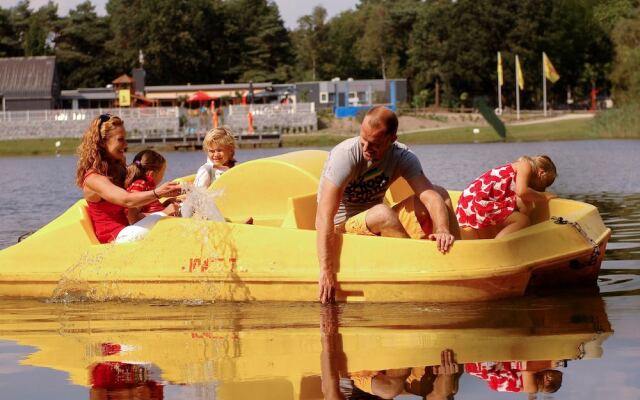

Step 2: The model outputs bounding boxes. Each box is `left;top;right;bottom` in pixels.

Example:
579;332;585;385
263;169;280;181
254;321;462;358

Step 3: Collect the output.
497;52;503;87
515;55;524;90
543;52;560;83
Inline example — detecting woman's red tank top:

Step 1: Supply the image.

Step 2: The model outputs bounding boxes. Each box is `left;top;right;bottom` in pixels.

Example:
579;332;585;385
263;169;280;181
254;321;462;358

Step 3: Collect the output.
83;171;128;243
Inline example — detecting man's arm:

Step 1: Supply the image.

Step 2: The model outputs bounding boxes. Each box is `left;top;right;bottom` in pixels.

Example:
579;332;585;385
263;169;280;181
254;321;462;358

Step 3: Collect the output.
407;174;455;253
316;179;343;304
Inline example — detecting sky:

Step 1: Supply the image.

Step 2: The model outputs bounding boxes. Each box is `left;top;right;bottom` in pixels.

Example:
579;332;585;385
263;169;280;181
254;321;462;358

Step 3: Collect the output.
0;0;359;29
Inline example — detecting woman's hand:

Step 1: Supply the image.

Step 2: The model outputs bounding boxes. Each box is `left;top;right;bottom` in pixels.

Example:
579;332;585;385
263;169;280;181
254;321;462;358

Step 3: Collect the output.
156;181;182;198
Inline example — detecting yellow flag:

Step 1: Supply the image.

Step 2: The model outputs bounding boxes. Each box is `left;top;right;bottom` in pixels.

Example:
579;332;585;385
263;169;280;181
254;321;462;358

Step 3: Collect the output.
118;89;131;107
497;52;503;87
543;52;560;83
516;55;524;90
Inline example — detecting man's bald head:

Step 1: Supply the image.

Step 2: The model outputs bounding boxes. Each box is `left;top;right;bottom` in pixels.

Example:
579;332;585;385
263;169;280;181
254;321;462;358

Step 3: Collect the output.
364;106;398;137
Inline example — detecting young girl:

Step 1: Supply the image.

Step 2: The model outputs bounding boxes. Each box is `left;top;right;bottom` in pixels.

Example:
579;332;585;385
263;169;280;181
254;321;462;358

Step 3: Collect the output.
125;150;179;224
76;114;181;244
456;155;557;239
193;127;237;188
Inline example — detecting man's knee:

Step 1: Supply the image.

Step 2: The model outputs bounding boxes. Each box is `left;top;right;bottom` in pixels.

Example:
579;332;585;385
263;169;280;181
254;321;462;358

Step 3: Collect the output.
367;204;400;230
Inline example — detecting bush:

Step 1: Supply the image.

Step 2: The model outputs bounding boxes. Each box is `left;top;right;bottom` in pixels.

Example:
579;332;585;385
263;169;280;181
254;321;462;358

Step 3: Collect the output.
592;102;640;138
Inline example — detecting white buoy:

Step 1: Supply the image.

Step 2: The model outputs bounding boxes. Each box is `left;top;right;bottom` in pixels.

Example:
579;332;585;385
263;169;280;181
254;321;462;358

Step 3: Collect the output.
472;128;480;134
55;141;61;148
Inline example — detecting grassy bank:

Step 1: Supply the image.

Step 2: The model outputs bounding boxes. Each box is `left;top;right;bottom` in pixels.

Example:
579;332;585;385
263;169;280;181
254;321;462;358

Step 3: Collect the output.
1;115;637;157
592;103;640;138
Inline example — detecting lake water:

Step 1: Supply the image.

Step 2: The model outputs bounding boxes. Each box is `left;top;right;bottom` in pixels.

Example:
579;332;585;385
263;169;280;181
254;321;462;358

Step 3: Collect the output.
0;140;639;399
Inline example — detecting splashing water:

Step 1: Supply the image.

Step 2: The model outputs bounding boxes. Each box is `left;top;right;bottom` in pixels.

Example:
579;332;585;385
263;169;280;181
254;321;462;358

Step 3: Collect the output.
180;183;225;222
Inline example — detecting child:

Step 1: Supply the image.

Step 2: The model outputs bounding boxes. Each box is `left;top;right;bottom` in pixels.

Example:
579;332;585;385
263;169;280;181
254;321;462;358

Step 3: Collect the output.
125;150;179;224
182;127;253;223
456;155;557;239
193;127;237;188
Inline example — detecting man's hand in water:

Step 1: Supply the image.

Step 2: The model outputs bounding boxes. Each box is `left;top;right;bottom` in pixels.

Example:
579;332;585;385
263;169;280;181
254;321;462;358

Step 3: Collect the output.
319;270;337;304
432;349;459;375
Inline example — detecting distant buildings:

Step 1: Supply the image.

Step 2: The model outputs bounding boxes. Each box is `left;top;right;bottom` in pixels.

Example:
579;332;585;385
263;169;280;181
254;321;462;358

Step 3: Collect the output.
0;56;59;111
0;56;407;113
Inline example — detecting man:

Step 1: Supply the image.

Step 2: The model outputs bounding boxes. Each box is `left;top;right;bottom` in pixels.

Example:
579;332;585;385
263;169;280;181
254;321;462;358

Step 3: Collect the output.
316;106;458;304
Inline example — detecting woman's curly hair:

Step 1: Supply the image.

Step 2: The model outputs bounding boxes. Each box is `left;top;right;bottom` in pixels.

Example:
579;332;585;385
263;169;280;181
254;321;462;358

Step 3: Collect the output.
75;115;126;188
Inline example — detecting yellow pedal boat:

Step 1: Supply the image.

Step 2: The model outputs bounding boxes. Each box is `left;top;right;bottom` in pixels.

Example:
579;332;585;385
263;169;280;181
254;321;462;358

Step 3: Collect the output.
0;150;611;302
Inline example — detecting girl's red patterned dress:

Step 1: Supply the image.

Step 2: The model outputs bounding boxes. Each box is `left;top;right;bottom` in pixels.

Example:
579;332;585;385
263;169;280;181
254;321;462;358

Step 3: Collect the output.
456;164;517;229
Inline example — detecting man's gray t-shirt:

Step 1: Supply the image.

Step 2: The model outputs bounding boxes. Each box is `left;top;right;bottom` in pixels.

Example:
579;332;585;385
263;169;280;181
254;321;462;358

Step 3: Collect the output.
319;136;424;224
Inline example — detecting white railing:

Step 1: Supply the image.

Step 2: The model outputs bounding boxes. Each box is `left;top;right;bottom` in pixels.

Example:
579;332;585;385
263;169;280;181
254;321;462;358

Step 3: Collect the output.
227;102;315;116
0;107;181;140
0;107;179;122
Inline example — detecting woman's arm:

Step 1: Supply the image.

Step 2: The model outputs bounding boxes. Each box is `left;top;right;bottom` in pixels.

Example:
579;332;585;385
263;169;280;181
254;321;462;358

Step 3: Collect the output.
84;174;181;208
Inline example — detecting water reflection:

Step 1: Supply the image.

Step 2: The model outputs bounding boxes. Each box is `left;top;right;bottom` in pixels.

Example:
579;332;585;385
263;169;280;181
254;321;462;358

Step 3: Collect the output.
320;294;610;399
0;293;611;399
90;362;165;400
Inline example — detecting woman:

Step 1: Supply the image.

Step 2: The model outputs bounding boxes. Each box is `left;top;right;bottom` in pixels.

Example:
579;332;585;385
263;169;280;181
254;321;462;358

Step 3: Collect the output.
75;114;182;243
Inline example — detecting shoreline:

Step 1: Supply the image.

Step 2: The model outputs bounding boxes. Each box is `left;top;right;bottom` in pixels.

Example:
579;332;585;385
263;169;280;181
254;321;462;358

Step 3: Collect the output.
0;116;637;157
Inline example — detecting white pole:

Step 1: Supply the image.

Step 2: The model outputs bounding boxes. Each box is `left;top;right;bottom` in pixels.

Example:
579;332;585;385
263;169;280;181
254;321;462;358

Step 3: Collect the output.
543;52;548;117
497;52;502;114
516;55;520;121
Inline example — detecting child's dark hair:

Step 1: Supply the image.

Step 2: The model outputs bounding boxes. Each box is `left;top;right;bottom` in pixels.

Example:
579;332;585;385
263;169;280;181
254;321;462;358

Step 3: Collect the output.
125;150;166;188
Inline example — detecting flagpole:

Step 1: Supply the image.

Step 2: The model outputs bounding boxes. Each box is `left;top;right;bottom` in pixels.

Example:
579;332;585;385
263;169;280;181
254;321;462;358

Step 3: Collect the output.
516;55;520;121
543;52;548;117
497;52;502;114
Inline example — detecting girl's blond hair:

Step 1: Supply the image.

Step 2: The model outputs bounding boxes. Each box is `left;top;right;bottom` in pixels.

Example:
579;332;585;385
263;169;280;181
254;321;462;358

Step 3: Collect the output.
76;114;126;188
203;126;237;167
519;154;557;186
125;149;167;188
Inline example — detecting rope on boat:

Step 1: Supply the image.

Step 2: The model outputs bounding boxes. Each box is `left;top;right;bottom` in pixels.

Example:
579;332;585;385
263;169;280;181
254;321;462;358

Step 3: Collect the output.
551;216;601;266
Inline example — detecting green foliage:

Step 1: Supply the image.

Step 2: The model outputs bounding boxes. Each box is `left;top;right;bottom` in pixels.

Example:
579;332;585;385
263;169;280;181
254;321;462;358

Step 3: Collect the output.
292;6;327;81
610;10;640;103
593;102;640;137
222;0;292;83
23;1;58;56
0;8;21;56
54;1;115;88
107;0;223;85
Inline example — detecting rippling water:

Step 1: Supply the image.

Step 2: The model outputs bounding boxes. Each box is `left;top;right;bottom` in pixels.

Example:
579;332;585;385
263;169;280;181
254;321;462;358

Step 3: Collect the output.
0;140;639;399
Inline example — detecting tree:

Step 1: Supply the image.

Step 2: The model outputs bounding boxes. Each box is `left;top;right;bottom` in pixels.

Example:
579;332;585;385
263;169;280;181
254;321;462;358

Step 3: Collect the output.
54;1;115;89
107;0;222;85
221;0;292;83
356;2;393;79
292;6;327;81
610;10;640;103
23;1;58;56
320;9;374;80
0;7;22;56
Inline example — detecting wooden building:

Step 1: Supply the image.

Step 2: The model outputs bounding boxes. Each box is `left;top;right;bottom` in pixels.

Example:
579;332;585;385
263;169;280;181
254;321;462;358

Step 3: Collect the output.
0;56;59;111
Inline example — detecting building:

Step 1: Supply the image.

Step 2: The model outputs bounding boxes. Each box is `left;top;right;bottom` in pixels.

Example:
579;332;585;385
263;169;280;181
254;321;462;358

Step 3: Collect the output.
59;88;116;109
144;82;273;107
294;79;407;110
0;56;59;111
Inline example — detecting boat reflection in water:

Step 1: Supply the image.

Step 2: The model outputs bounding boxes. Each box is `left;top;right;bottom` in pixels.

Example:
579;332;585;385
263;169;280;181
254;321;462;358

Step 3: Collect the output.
0;293;611;399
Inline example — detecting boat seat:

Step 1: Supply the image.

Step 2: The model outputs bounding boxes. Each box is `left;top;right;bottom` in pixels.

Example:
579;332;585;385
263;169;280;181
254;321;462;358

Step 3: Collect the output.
79;203;101;245
281;192;317;230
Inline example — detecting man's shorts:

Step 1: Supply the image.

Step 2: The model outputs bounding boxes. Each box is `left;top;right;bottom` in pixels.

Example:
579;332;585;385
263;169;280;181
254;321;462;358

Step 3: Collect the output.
337;196;433;239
